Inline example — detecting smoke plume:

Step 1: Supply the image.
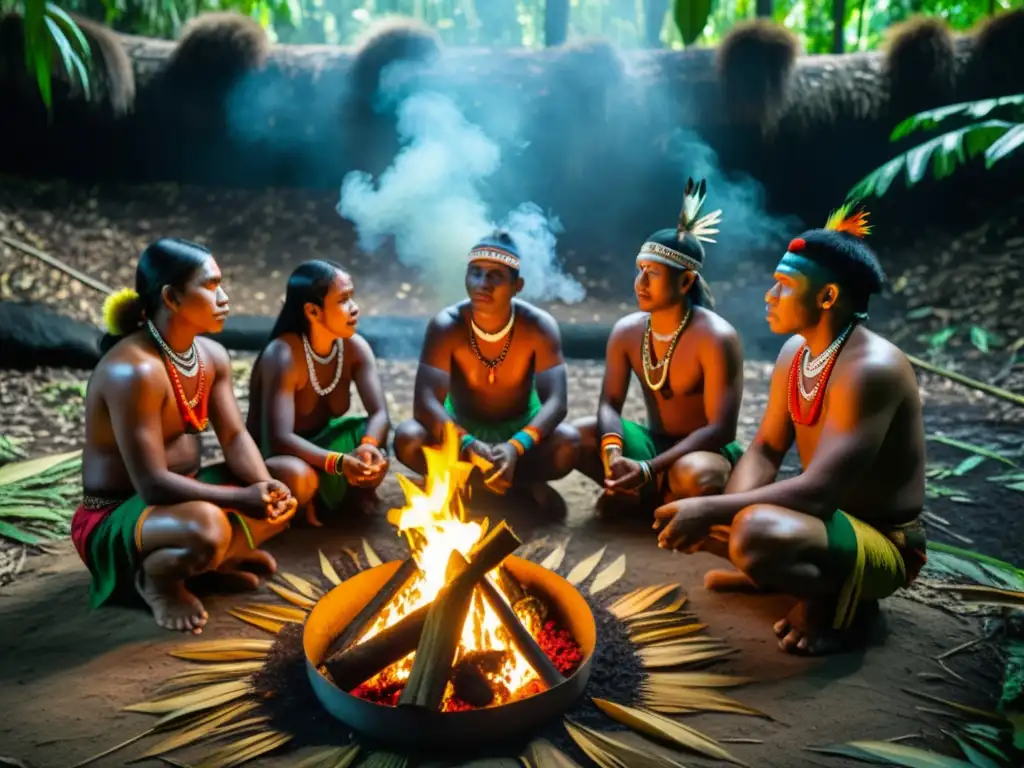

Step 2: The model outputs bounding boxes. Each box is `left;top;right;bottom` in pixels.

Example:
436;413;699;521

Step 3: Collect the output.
337;80;584;305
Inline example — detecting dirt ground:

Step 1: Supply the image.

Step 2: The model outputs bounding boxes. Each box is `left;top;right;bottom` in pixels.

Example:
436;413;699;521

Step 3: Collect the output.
0;358;1016;767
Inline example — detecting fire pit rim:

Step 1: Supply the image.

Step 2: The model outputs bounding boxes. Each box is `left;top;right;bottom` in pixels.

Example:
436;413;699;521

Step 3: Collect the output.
302;555;597;750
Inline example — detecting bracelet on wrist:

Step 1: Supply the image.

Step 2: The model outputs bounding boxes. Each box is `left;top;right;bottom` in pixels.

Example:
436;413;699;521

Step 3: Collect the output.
324;452;343;476
360;435;379;448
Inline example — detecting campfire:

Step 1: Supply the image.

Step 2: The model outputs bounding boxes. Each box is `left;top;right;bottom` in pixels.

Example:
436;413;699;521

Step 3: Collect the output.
303;423;595;747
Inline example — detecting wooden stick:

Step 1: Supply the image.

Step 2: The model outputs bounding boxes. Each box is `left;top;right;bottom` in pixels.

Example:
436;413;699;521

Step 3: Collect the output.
324;557;419;659
906;353;1024;408
1;235;115;296
398;522;522;710
477;573;565;689
323;522;520;691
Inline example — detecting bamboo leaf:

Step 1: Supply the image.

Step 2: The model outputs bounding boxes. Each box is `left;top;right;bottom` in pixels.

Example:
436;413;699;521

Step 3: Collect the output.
124;680;253;715
278;572;321;599
643;671;754;688
592;698;750;765
266;581;317;609
637;686;766;717
902;690;1007;724
566;546;607;586
589;554;626;595
0;450;81;485
540;540;568;572
227;609;285;635
930;583;1024;608
810;740;974;767
927;436;1016;466
952;456;986;476
168;639;272;662
362;538;383;568
0;520;43;545
942;730;1002;768
639;646;738;670
319;550;342;586
523;738;583;767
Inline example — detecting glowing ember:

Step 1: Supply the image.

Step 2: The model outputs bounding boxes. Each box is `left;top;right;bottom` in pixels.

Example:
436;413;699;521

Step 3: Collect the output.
348;423;579;710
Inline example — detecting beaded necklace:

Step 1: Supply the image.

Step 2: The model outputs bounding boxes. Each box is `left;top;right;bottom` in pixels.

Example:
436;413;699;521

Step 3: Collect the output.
641;306;691;392
787;321;858;426
147;323;209;433
302;334;344;396
469;322;514;385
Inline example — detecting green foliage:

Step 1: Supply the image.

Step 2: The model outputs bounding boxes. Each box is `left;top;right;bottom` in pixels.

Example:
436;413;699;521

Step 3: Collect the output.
0;450;82;545
849;95;1024;200
6;0;93;113
673;0;714;47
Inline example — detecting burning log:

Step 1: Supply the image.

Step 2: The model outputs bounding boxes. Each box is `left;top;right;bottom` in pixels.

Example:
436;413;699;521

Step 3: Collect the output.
451;650;510;707
322;521;520;691
398;522;522;710
325;557;420;658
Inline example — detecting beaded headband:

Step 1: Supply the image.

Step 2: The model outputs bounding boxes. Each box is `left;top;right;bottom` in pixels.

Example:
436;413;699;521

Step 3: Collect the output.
635;177;722;272
469;246;520;271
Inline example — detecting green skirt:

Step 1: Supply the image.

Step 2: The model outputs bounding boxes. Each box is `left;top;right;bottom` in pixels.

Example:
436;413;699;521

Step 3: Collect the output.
620;419;744;466
444;391;541;444
80;463;251;609
298;415;368;511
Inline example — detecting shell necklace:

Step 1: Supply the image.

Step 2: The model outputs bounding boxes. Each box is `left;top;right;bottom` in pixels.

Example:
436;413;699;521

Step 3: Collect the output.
302;334;344;396
471;308;515;343
641;307;691;392
147;319;198;378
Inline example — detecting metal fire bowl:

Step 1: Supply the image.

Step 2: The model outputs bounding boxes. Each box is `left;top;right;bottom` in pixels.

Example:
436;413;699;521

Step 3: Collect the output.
303;555;597;751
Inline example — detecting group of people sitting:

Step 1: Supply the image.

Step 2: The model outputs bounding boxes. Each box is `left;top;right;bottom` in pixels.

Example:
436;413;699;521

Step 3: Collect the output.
71;179;927;655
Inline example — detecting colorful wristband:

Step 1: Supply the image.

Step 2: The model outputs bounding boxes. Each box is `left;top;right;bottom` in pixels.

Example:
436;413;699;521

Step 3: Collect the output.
360;435;379;447
324;452;342;475
460;433;475;454
522;426;541;445
510;429;535;453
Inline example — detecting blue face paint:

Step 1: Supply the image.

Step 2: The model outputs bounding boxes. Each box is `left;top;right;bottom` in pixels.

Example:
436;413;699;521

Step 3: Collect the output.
776;253;837;285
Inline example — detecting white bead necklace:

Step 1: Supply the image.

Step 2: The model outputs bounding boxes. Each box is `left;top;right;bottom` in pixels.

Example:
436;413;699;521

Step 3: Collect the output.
797;321;856;400
471;308;515;343
147;319;199;378
302;334;343;396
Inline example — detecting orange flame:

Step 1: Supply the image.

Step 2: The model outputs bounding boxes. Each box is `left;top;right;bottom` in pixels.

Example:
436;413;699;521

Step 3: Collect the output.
824;202;871;238
352;422;538;707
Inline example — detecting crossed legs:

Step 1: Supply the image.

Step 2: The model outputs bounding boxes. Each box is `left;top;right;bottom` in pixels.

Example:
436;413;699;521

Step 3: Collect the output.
135;456;317;633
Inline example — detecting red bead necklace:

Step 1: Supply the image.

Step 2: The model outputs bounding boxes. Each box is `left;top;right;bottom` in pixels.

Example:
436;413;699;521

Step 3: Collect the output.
163;351;209;433
787;332;852;426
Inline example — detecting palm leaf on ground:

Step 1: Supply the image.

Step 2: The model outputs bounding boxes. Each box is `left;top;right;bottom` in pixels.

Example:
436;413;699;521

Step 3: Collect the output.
0;450;82;545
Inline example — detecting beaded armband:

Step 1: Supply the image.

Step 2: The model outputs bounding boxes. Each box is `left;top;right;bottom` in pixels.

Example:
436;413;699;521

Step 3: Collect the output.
324;452;343;476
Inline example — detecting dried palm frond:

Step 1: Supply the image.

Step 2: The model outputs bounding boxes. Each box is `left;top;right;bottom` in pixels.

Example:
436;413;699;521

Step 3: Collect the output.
362;538;384;568
278;572;322;600
266;581;317;609
233;603;308;623
540;539;569;571
566;547;607;585
592;698;750;766
565;719;688;767
589;554;627;595
643;671;754;689
124;680;254;715
319;550;343;586
522;737;583;767
227;609;285;635
608;584;682;620
292;744;361;768
626;614;699;634
902;690;1007;723
630;623;708;645
637;686;766;717
638;645;738;670
191;729;292;768
930;583;1024;608
158;661;264;693
131;701;260;760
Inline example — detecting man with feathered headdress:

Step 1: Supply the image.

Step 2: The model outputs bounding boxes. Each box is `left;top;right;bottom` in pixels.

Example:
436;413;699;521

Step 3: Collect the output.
572;178;745;515
654;203;928;656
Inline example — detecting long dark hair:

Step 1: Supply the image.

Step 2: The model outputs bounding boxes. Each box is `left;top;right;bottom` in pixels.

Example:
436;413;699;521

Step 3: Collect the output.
269;260;346;341
101;238;211;354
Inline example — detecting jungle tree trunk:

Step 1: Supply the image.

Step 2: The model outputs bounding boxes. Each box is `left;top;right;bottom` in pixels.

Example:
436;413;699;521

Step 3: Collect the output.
833;0;845;53
545;0;570;47
756;0;773;17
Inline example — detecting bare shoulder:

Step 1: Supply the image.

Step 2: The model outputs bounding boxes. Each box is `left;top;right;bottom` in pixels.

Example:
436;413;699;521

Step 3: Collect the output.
263;335;299;366
608;311;646;344
515;300;560;338
839;329;914;393
691;307;741;348
93;338;165;400
196;335;231;376
426;303;465;337
346;332;376;364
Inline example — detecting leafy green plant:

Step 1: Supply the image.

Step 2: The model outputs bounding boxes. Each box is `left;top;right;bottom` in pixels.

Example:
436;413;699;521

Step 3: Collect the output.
0;450;82;545
673;0;713;46
5;0;94;113
850;95;1024;200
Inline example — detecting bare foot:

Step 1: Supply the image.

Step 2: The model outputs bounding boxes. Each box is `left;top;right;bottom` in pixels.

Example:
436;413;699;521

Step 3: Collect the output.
773;600;878;655
136;571;208;634
704;569;767;592
213;549;277;591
